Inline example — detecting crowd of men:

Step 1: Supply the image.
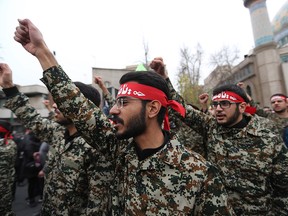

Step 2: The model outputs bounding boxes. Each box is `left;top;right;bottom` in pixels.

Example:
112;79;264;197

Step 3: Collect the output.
0;18;288;215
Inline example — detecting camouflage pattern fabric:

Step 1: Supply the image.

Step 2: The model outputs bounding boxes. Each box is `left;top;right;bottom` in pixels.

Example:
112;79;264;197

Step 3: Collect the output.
170;115;206;158
251;100;288;147
264;113;288;147
0;139;17;216
103;91;115;108
40;66;235;215
167;78;288;215
4;93;112;216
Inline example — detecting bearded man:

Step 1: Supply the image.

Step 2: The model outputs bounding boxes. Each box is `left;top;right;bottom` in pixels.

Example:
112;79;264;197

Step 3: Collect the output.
151;57;288;216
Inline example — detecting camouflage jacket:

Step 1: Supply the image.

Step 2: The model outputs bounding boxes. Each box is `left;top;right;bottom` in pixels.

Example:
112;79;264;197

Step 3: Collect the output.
40;65;235;215
170;115;206;158
255;106;288;147
4;92;112;216
0;139;16;216
167;78;288;215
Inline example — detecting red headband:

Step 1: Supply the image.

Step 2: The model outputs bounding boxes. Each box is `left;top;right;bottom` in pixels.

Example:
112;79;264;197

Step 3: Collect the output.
0;126;13;145
212;91;245;103
245;106;256;115
271;95;287;102
117;82;186;130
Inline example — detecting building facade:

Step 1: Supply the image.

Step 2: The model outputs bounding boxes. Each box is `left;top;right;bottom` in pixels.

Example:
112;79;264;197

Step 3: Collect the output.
204;0;288;107
0;85;50;132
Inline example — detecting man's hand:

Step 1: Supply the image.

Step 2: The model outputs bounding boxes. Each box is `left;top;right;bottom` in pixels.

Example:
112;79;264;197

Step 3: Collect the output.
94;76;105;89
0;63;14;88
236;82;244;89
149;57;168;79
199;93;209;112
14;19;47;56
38;170;45;178
94;76;109;95
236;82;252;102
14;19;58;70
199;93;209;105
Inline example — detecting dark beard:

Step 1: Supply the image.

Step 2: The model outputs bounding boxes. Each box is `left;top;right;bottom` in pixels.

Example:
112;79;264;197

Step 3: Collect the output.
115;105;147;140
57;118;73;126
221;106;241;127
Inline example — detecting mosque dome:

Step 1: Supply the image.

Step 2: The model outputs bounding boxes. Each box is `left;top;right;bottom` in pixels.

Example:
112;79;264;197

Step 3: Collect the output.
272;0;288;47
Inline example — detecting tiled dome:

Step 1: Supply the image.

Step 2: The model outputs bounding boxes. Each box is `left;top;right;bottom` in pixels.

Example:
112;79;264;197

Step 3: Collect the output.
272;0;288;46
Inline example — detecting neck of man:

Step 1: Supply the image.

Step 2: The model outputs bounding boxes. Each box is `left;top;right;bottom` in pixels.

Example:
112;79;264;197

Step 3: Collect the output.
275;108;288;118
134;124;164;151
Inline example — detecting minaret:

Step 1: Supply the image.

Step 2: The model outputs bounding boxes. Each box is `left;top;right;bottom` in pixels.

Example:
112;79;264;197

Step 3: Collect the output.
244;0;285;106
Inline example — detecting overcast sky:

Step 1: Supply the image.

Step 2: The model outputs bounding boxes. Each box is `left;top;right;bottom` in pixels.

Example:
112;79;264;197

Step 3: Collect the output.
0;0;286;87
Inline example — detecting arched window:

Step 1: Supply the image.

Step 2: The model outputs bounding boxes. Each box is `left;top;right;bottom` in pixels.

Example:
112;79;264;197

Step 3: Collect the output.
246;85;252;98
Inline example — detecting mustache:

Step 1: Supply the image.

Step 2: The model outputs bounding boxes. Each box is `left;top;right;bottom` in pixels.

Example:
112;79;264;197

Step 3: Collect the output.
108;115;124;125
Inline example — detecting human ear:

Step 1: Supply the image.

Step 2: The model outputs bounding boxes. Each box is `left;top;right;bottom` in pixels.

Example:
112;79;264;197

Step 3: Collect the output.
147;100;162;118
239;102;247;113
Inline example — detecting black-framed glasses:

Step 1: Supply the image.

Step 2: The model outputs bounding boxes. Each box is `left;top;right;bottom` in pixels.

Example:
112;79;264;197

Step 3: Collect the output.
211;100;239;109
114;97;140;109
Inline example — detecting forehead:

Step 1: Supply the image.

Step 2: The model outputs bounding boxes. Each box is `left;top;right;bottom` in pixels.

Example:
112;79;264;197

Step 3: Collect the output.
271;96;286;102
212;99;233;103
117;96;137;100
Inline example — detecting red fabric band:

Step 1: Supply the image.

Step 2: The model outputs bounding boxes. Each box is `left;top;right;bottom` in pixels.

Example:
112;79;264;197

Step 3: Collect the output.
0;126;13;145
117;82;186;130
271;95;286;102
212;91;245;103
245;106;256;115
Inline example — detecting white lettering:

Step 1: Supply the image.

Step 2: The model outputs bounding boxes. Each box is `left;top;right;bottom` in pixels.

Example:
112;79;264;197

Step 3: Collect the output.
133;91;145;96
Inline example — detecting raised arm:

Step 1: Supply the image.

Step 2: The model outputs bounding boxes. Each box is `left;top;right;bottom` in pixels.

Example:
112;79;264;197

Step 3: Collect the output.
14;19;58;70
149;57;213;135
199;93;210;113
94;76;115;108
14;19;117;153
0;63;60;144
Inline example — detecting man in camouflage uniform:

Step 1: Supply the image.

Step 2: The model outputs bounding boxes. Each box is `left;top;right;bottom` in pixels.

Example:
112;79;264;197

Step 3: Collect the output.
13;19;235;215
0;120;17;216
255;93;288;147
150;57;288;215
0;63;112;215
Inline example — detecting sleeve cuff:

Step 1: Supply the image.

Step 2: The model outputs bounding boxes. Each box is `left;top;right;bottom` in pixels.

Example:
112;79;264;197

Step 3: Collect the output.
2;86;20;97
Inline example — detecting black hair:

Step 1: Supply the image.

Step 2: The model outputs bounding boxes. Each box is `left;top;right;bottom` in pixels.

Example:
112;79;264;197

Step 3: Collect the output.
213;84;250;103
119;71;169;127
270;93;287;99
74;81;101;107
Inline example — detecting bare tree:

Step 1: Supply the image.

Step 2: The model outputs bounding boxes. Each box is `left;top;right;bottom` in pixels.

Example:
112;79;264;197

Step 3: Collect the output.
209;45;240;84
177;43;204;106
179;44;203;85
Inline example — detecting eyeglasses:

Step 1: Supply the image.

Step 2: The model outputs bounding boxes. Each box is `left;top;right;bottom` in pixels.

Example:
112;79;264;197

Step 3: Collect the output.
114;97;140;109
211;100;238;109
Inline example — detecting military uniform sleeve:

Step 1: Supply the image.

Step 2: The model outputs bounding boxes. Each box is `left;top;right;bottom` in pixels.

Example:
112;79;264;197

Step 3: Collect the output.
4;91;60;146
166;77;213;137
103;91;115;108
40;66;118;155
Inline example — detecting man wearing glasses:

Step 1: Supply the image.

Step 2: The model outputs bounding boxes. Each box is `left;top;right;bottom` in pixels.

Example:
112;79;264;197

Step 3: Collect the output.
12;19;235;215
150;57;288;215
